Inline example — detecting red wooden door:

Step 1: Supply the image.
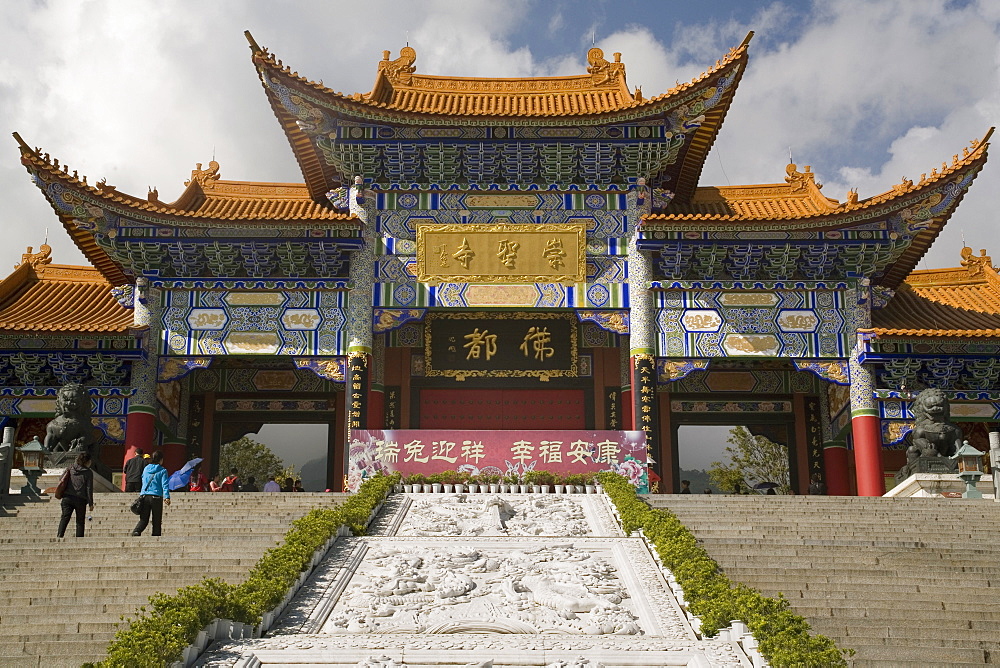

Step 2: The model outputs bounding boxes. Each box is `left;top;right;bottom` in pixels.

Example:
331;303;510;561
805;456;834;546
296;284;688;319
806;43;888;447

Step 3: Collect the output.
419;388;585;429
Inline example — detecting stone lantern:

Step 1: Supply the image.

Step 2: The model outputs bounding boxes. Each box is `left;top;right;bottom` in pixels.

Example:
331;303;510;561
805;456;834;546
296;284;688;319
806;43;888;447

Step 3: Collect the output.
17;436;46;497
953;440;984;499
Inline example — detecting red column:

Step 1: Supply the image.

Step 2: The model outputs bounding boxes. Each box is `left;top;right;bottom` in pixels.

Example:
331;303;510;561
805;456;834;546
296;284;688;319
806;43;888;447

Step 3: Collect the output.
162;440;186;475
823;442;851;495
368;388;385;429
121;410;155;490
852;415;885;496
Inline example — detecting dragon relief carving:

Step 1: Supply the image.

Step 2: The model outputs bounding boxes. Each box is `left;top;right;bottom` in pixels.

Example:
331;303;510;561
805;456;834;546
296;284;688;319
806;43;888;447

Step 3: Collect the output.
397;494;593;537
324;543;640;636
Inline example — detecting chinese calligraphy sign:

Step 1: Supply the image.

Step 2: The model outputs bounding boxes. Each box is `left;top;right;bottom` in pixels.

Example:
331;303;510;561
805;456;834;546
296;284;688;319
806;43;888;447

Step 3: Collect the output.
349;429;650;493
416;223;585;284
426;311;577;380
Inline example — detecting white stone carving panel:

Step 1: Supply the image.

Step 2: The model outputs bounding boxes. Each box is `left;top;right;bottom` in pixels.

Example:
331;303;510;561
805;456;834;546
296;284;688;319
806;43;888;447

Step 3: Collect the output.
391;493;623;538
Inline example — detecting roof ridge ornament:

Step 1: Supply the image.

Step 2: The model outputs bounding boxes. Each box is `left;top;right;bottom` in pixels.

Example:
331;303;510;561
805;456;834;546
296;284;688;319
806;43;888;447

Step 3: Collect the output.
587;47;626;86
16;244;52;270
960;246;993;277
379;47;417;86
784;163;818;193
186;160;221;189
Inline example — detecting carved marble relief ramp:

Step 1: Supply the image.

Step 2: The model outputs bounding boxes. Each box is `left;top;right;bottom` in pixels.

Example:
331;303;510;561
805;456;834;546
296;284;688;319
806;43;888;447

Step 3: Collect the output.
196;494;750;667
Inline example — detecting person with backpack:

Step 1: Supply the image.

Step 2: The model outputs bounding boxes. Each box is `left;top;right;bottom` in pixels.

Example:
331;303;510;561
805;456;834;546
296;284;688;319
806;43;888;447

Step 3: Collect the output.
56;452;94;538
132;450;170;536
220;468;239;492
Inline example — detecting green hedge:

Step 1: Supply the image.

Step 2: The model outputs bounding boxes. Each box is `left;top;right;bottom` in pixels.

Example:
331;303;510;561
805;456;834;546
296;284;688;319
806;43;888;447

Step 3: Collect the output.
597;472;848;668
92;473;398;668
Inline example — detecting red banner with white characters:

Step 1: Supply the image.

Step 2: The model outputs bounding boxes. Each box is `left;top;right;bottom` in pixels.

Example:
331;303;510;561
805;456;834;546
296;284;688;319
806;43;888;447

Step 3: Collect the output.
348;429;650;492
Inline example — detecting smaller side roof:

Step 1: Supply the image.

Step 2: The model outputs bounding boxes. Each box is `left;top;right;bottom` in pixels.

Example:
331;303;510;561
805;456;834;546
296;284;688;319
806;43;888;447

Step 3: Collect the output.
870;247;1000;338
0;244;133;334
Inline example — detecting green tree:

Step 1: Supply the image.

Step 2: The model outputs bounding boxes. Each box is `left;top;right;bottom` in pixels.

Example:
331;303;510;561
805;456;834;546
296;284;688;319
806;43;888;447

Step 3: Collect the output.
707;426;791;494
218;436;289;487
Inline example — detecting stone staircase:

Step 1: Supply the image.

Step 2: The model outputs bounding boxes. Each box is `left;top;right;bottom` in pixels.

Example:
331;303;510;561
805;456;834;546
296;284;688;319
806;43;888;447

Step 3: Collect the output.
0;491;348;667
648;494;1000;667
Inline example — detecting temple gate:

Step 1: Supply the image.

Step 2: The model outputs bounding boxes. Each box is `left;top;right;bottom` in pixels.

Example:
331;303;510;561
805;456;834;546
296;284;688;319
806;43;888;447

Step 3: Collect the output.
2;33;995;494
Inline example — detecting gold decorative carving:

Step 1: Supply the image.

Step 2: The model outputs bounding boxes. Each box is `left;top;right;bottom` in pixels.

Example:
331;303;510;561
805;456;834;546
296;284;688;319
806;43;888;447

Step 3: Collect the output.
776;311;819;332
316;359;345;382
373;309;424;333
960;246;993;277
225;292;285;306
225;331;279;353
186;160;221;189
660;360;710;381
784;163;818;193
464;194;540;209
577;310;629;334
379;46;417;85
722;334;780;356
17;244;52;269
884;421;912;443
587;47;626;86
425;311;578;381
465;284;537;307
416;223;586;284
719;292;778;307
815;361;849;384
681;310;722;331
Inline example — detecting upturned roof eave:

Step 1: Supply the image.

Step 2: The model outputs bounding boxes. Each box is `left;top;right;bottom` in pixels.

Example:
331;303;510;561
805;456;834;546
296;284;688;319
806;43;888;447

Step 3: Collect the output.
251;34;752;195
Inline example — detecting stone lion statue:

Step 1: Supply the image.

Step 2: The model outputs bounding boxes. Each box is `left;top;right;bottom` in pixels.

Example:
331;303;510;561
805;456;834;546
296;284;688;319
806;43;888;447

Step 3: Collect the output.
43;383;97;459
907;388;963;460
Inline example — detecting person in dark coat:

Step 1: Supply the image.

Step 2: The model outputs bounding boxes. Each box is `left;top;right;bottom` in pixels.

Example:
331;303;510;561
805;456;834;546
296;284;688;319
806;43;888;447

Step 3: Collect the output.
123;448;147;493
57;452;95;538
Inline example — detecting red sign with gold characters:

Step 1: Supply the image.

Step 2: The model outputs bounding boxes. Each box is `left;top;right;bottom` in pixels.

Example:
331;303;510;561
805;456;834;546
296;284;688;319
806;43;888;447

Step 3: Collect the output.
348;429;650;493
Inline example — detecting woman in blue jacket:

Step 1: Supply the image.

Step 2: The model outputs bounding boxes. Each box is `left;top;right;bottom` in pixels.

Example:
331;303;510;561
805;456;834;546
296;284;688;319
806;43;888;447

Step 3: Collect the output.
132;450;171;536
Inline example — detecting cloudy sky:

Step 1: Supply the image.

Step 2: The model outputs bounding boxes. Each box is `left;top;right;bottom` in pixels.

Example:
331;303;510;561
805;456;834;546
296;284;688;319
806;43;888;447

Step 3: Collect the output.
0;0;997;274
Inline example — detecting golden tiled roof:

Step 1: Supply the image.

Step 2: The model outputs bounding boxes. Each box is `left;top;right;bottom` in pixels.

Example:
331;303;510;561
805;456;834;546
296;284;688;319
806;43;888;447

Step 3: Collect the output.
870;247;1000;337
251;36;752;119
251;33;751;200
15;137;359;284
364;47;635;116
167;161;349;221
664;164;840;218
18;146;354;223
0;245;132;333
647;133;989;224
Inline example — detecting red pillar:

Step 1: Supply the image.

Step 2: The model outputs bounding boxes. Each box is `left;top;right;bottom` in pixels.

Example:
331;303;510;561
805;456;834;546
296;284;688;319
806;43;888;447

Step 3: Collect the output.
823;442;851;495
121;410;155;490
162;440;186;475
368;388;385;429
851;415;885;496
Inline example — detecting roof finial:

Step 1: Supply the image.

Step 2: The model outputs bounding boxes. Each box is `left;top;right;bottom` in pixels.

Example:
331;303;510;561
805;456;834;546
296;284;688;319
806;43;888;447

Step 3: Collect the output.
244;30;262;54
593;31;596;46
788;146;793;165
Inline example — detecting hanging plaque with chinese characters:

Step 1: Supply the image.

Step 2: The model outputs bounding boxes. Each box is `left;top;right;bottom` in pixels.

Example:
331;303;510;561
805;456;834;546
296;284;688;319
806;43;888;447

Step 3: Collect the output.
415;223;586;284
425;311;578;380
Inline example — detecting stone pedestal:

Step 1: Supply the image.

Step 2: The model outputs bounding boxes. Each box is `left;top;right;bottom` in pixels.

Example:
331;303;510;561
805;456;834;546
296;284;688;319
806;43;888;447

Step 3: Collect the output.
895;455;957;484
9;467;120;496
885;473;994;498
